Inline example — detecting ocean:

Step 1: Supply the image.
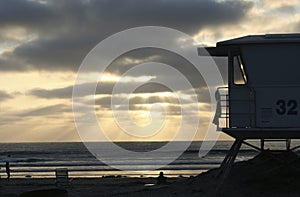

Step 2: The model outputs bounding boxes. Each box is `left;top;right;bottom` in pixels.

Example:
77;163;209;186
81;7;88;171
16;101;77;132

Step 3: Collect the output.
0;140;298;178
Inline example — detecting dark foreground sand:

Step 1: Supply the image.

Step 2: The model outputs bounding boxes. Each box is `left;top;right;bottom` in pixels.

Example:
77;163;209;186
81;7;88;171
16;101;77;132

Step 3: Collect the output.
1;151;300;196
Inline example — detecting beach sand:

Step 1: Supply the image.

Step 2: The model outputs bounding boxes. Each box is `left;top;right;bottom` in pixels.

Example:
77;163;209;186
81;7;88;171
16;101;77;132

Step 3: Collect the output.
1;151;300;196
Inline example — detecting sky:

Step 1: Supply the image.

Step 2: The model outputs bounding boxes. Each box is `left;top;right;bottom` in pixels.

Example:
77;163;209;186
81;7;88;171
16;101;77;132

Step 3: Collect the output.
0;0;300;142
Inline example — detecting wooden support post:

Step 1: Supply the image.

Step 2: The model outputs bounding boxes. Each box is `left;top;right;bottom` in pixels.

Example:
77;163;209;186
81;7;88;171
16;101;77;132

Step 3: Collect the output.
286;139;291;151
260;138;264;151
217;139;243;179
215;139;243;195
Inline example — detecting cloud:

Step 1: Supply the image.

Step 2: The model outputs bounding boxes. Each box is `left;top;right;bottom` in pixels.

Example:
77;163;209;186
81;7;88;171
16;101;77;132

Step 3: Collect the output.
0;0;252;72
29;82;172;99
30;86;72;99
17;104;71;117
0;90;14;102
0;0;54;28
0;104;72;129
93;0;253;34
28;51;227;104
275;5;296;14
261;0;299;10
0;51;30;71
0;0;252;33
95;93;179;108
193;0;300;46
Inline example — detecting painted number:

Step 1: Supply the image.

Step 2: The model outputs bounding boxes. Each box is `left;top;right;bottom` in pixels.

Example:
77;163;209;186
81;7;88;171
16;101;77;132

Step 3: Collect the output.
287;100;298;115
276;99;298;115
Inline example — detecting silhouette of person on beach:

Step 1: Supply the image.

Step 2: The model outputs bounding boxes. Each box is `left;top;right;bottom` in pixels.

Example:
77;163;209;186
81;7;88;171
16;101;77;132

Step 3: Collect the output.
157;171;167;184
6;155;11;180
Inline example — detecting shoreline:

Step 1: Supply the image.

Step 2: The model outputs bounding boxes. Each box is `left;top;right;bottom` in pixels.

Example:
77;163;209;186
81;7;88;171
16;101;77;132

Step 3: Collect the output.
1;151;300;196
0;169;207;179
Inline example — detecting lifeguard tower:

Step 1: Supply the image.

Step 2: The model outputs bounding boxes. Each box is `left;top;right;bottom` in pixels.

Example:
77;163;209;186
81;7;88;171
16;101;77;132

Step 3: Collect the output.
199;34;300;176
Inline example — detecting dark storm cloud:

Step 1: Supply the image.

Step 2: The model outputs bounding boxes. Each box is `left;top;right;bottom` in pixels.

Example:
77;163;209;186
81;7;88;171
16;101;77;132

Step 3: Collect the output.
0;0;87;32
0;0;253;33
0;52;29;71
95;0;253;34
0;0;252;72
0;90;13;102
0;0;54;27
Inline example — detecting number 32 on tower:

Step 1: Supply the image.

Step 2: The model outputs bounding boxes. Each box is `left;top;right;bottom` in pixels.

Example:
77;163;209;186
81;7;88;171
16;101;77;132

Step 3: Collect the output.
276;99;298;115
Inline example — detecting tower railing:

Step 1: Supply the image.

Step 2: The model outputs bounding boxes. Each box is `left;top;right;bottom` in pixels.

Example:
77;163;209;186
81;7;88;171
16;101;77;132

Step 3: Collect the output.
216;87;229;128
216;86;256;129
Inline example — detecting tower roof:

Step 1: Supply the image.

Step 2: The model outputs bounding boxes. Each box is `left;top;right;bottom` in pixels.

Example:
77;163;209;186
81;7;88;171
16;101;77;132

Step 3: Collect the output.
217;34;300;46
198;33;300;57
